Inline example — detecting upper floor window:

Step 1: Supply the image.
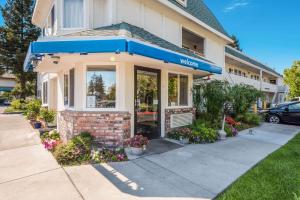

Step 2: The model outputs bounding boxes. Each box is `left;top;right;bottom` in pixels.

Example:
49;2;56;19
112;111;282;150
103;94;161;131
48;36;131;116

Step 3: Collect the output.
182;28;205;57
176;0;187;7
63;0;84;28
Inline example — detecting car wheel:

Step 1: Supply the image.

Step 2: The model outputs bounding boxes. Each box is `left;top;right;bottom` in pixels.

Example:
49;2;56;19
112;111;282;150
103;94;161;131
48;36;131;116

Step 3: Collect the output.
269;115;280;124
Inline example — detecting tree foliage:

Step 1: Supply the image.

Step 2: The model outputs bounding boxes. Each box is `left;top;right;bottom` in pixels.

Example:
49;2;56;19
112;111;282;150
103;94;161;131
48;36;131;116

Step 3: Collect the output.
229;84;263;116
229;35;242;51
0;0;40;98
284;61;300;99
193;80;230;123
193;81;262;123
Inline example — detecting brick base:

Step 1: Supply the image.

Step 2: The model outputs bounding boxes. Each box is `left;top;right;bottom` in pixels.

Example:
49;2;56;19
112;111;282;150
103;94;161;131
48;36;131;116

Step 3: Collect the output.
165;107;196;134
58;110;131;147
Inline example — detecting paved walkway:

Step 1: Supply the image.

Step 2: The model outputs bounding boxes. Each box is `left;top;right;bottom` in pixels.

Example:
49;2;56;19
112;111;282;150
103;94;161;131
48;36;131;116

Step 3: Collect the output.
0;113;299;200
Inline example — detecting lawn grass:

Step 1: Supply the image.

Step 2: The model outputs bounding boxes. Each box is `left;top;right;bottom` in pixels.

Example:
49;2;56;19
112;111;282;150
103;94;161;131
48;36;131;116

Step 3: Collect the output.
216;133;300;200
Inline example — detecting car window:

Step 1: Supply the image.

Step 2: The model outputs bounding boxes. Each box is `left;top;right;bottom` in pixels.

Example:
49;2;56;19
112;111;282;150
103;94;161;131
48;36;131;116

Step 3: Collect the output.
289;103;300;110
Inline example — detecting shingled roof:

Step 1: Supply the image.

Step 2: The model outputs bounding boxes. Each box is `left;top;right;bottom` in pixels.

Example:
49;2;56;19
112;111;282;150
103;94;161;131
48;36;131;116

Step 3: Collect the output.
167;0;230;37
225;46;282;77
63;22;213;63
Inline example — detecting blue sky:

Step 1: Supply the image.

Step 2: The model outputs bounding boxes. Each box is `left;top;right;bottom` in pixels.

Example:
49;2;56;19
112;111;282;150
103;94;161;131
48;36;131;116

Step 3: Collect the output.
204;0;300;74
0;0;299;74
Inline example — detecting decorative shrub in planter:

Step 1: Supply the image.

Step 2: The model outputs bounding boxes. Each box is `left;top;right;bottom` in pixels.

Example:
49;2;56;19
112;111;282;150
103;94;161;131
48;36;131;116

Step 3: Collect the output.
53;132;93;165
190;122;218;143
168;127;191;144
91;148;128;163
124;135;149;156
33;121;42;129
39;107;56;128
41;130;61;151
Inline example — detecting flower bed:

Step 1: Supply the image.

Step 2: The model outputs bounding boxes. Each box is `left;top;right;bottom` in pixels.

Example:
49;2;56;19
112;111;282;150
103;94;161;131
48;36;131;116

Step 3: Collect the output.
40;130;128;166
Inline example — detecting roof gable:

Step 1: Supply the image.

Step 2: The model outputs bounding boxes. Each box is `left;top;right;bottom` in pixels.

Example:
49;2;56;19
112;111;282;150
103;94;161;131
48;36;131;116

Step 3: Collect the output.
167;0;230;37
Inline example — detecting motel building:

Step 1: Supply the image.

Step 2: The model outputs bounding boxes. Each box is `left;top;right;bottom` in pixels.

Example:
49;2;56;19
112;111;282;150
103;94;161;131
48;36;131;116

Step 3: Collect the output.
24;0;286;146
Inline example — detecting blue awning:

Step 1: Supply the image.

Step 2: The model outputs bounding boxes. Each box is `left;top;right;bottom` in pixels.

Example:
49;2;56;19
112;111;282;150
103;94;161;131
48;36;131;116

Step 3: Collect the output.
24;38;222;74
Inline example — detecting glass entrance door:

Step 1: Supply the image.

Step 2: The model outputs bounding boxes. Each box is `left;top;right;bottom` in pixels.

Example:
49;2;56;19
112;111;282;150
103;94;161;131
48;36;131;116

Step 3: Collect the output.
134;66;161;139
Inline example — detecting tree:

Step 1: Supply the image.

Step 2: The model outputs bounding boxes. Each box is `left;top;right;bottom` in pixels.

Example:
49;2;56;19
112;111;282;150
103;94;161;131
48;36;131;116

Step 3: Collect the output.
228;84;263;116
229;35;242;51
284;61;300;99
0;0;40;99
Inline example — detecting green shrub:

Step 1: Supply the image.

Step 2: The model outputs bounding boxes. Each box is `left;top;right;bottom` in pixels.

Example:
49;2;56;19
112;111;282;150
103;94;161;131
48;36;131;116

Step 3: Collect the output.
229;84;263;116
40;107;56;124
41;130;60;142
53;132;93;165
168;127;192;140
239;112;261;125
25;99;41;120
190;122;218;143
10;99;27;110
225;124;233;137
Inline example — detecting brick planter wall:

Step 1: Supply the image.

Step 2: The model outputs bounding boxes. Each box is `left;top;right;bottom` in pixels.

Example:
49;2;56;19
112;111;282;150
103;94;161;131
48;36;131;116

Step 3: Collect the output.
58;110;131;147
165;107;196;134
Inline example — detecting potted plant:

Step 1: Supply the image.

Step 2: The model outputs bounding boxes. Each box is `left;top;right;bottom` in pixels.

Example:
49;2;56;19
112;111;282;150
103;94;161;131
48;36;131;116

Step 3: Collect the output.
179;127;191;144
125;135;149;156
39;107;56;128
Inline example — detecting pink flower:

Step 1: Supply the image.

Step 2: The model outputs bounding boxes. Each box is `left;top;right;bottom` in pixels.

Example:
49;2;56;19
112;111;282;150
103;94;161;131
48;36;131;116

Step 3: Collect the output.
42;139;60;151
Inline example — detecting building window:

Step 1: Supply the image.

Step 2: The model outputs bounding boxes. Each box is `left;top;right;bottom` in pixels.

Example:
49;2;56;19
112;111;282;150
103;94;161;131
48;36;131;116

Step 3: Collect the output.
69;68;75;107
234;69;238;75
168;73;189;107
64;74;68;106
86;66;116;108
176;0;187;7
63;0;84;28
42;81;48;104
229;68;233;73
182;28;205;57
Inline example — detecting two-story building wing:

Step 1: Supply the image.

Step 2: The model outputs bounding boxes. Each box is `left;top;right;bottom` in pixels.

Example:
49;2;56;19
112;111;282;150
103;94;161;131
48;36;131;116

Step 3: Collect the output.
24;0;286;145
225;46;287;107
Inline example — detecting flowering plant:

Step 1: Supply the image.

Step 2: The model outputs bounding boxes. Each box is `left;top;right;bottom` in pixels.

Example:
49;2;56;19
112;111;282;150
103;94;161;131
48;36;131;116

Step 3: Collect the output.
42;139;61;151
124;135;149;148
91;148;128;163
225;116;241;127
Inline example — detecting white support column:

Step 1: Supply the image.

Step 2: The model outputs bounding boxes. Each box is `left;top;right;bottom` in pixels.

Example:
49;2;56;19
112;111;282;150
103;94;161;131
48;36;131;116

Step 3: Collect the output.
259;69;263;91
160;68;168;138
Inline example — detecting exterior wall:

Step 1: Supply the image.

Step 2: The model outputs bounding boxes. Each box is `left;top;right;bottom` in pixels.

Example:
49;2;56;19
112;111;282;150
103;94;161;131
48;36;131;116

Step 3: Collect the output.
165;107;196;134
36;0;227;70
0;78;16;88
58;110;131;147
115;0;227;68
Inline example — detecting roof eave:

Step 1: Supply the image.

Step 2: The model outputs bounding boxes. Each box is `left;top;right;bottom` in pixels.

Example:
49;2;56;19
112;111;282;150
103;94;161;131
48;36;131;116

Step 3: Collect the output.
32;0;53;27
158;0;233;43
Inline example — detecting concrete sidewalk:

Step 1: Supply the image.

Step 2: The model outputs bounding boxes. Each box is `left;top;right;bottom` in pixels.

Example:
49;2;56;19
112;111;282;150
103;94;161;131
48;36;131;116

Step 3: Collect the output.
65;123;300;200
0;113;83;200
0;112;299;200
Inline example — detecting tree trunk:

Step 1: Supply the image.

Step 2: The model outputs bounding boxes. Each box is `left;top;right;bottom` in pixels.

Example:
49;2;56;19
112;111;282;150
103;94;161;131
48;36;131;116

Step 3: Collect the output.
20;75;26;99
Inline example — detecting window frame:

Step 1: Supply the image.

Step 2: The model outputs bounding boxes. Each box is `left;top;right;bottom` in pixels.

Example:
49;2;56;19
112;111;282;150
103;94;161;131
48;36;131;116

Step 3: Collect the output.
289;103;300;110
167;71;190;108
83;64;118;111
69;68;75;108
61;0;85;30
176;0;187;7
182;27;206;57
63;73;69;106
42;81;48;105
